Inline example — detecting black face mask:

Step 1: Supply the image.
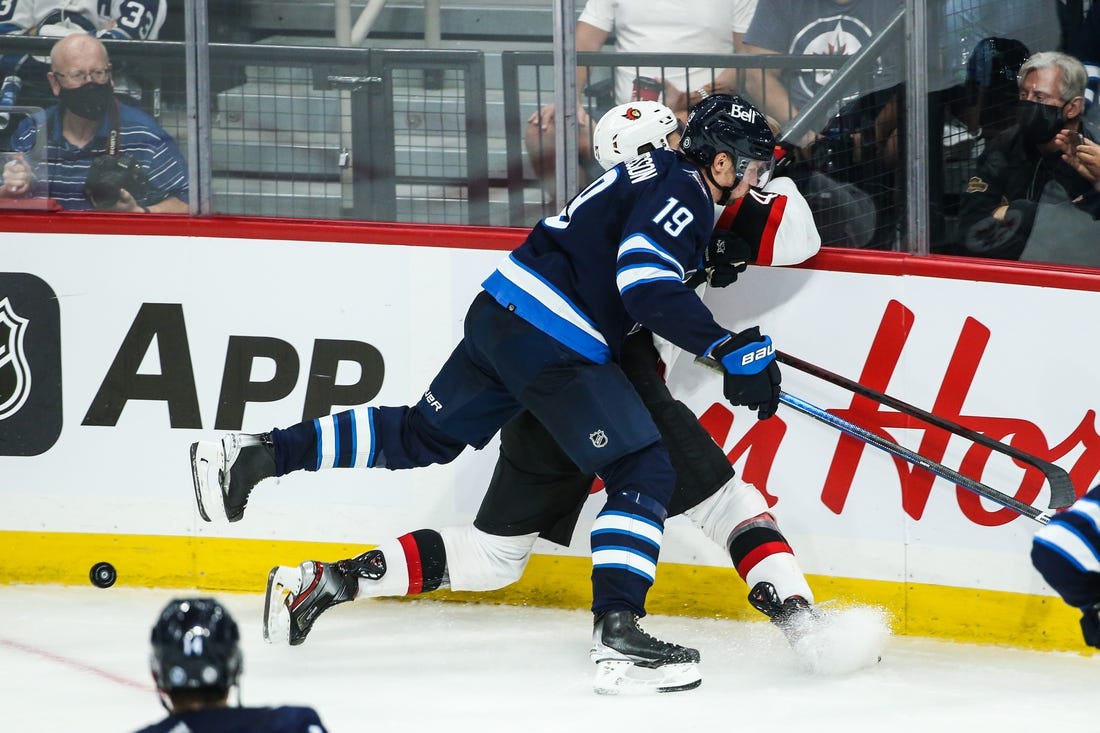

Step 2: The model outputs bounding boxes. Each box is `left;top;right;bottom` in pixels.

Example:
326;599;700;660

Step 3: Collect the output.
1016;99;1066;146
58;81;113;121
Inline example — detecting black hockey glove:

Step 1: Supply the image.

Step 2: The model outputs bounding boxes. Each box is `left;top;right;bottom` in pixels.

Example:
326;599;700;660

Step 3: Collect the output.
711;327;781;420
1081;601;1100;648
703;230;754;288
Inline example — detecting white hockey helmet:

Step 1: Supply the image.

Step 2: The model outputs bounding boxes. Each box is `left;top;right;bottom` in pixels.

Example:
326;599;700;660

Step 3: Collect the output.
592;100;680;170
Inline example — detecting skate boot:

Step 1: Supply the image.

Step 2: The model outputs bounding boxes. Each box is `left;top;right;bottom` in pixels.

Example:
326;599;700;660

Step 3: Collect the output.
748;580;818;645
590;610;701;694
748;580;886;674
190;432;275;522
264;551;385;646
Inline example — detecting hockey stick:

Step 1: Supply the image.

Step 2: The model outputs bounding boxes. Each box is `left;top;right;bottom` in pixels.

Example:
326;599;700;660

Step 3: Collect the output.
774;351;1076;511
693;356;1059;523
776;391;1054;524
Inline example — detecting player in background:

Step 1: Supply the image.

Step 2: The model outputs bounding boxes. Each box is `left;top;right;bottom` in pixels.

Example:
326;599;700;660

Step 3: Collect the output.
1031;484;1100;649
134;597;329;733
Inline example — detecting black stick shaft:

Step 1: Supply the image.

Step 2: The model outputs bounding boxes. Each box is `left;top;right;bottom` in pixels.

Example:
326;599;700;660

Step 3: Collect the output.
776;351;1076;510
778;392;1051;524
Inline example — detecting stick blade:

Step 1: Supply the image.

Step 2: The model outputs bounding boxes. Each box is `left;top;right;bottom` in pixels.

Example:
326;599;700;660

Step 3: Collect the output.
1046;471;1077;510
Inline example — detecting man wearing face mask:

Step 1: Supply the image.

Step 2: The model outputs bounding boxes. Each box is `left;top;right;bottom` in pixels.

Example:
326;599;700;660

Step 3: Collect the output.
958;51;1096;261
0;32;187;212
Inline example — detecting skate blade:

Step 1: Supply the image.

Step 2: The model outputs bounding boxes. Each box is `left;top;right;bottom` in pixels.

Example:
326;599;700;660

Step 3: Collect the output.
263;565;301;645
592;659;701;695
189;441;225;522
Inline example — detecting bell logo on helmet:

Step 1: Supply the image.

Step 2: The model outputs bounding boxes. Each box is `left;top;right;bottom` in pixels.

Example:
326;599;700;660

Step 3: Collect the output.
730;101;760;124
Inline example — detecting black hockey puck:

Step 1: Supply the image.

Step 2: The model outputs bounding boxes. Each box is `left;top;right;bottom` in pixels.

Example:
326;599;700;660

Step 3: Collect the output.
90;562;117;588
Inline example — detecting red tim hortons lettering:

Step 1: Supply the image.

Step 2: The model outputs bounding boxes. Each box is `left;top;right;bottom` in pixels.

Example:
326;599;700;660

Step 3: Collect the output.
698;299;1099;526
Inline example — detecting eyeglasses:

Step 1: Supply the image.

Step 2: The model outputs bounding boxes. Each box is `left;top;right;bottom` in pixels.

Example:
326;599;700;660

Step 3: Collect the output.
51;66;112;85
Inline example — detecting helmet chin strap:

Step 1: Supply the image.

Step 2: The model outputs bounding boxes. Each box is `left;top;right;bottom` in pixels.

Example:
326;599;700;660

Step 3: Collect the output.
703;161;737;205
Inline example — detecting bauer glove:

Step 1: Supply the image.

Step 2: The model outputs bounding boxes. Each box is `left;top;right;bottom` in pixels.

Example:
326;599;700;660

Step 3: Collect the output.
703;230;754;287
710;327;781;420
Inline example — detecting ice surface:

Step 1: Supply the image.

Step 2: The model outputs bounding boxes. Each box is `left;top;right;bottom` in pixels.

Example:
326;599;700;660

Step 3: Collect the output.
0;585;1093;732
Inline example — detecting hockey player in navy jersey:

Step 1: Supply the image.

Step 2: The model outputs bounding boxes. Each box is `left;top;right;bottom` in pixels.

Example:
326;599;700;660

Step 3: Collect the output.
193;95;788;694
242;103;884;681
133;597;328;733
1031;485;1100;648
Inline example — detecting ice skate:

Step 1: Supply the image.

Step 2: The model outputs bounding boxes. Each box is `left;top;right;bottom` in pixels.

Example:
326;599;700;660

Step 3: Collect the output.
748;581;888;675
748;580;818;645
189;432;275;522
590;610;701;695
264;551;384;646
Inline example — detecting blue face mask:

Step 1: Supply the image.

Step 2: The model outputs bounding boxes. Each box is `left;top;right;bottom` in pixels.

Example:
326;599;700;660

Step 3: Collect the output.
1016;99;1066;146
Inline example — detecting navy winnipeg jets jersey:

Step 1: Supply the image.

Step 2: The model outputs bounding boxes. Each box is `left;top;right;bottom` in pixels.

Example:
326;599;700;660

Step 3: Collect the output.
482;149;728;363
133;705;327;733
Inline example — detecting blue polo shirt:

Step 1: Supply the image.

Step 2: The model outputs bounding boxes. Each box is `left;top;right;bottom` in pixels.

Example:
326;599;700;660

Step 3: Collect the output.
11;98;188;210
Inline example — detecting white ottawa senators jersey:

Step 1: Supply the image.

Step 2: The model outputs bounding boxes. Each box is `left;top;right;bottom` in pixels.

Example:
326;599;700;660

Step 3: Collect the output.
714;176;821;266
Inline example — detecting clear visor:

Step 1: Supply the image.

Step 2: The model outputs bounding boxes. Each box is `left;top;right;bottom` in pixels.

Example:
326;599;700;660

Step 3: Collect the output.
736;155;775;187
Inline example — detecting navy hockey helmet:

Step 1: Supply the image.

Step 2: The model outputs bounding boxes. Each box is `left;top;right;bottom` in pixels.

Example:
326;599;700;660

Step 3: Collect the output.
679;94;775;203
680;94;775;182
150;597;243;694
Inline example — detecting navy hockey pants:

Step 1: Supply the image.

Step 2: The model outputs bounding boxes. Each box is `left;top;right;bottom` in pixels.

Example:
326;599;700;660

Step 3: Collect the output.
270;291;676;616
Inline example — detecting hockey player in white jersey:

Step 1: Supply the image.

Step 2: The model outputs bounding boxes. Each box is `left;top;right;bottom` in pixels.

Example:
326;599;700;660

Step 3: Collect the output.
192;96;886;692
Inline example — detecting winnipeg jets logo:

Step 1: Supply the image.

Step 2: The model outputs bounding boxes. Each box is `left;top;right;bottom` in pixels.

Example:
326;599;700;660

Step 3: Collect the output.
0;297;31;421
589;429;608;448
790;14;876;100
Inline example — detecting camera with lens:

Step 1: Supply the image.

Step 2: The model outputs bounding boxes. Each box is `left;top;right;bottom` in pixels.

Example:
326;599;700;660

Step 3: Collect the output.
84;154;149;209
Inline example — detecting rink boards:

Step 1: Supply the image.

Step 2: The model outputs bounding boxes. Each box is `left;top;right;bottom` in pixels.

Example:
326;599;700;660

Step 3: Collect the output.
0;214;1096;652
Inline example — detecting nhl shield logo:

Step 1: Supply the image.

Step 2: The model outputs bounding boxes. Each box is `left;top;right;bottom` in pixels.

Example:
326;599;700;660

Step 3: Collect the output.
589;429;608;448
0;296;31;421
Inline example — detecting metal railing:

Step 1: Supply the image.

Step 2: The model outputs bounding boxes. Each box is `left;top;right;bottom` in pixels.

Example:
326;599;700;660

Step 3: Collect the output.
0;35;490;224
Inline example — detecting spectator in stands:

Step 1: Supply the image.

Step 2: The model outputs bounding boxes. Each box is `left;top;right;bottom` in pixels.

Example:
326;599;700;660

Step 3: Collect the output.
135;597;330;733
1056;129;1100;186
960;37;1032;145
1070;0;1100;128
0;32;187;212
524;0;742;202
958;51;1096;261
739;0;898;127
0;0;167;103
738;0;902;250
